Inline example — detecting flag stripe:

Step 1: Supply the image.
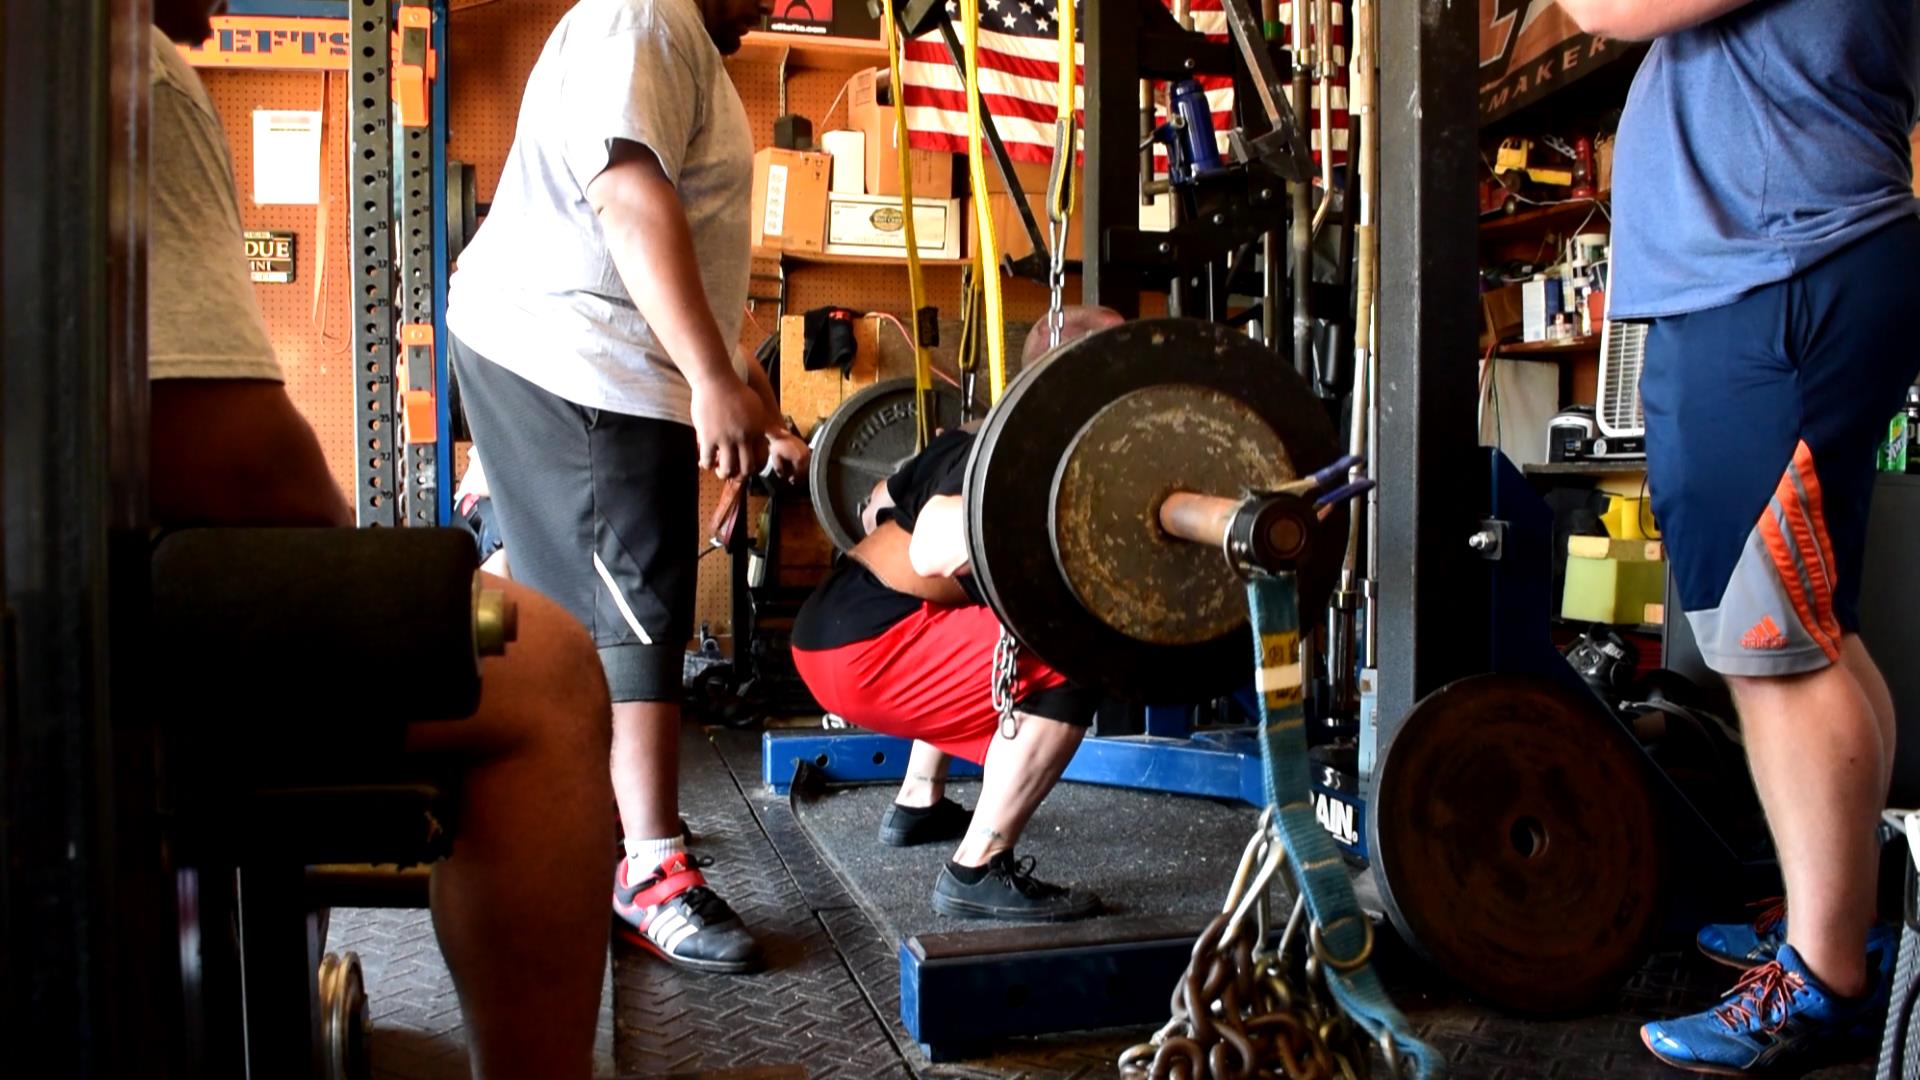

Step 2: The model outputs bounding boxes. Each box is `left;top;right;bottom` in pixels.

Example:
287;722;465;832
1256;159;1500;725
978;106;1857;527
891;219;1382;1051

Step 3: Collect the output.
901;0;1349;169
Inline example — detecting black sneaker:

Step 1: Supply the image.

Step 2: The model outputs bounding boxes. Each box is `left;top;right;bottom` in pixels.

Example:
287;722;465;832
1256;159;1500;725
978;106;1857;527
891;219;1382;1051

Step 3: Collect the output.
878;798;973;847
613;853;765;973
931;852;1101;921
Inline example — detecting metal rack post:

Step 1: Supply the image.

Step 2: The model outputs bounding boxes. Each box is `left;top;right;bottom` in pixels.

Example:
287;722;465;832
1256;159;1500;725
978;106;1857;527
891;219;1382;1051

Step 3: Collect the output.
351;0;399;526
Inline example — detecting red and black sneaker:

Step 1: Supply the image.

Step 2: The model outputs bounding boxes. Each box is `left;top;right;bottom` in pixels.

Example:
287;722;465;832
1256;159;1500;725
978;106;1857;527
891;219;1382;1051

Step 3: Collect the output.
613;853;764;974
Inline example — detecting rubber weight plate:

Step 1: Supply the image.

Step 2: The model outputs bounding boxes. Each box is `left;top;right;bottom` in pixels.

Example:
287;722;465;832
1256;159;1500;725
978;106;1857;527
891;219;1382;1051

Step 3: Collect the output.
1367;674;1666;1014
965;318;1343;702
809;378;962;552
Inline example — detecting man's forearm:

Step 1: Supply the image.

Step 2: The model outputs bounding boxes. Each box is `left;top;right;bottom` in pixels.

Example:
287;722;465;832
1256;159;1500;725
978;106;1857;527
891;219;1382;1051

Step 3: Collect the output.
745;361;781;427
589;151;737;393
1558;0;1753;40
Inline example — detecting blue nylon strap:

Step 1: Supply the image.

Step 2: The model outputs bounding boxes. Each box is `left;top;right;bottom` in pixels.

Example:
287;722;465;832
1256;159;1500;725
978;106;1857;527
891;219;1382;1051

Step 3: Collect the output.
1247;573;1442;1078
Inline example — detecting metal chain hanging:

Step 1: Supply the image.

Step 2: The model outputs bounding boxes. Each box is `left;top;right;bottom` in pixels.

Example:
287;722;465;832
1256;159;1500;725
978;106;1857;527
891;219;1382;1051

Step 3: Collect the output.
1120;811;1393;1080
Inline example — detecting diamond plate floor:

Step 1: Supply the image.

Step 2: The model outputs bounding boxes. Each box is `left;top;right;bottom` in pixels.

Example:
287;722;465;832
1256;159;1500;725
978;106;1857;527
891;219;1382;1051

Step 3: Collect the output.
327;908;617;1079
331;723;1885;1078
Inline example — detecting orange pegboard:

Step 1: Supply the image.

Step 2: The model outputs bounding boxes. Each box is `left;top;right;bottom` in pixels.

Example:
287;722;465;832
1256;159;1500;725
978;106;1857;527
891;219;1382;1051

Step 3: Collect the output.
201;67;357;502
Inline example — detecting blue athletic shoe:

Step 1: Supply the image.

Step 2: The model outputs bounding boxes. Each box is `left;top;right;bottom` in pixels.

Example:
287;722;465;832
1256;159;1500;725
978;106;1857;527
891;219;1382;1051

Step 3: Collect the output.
1697;900;1899;974
1697;899;1789;969
1640;944;1886;1075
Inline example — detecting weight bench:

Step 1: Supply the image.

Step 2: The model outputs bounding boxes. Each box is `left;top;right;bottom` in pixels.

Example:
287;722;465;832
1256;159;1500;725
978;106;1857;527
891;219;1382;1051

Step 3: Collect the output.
153;527;511;1079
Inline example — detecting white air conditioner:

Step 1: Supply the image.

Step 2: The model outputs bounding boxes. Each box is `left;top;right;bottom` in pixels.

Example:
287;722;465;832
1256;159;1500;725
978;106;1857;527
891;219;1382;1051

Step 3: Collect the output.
1595;299;1647;438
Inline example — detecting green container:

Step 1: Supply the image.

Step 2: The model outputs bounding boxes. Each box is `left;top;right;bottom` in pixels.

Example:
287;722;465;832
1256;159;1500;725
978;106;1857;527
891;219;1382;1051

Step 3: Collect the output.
1562;554;1668;626
1882;412;1910;473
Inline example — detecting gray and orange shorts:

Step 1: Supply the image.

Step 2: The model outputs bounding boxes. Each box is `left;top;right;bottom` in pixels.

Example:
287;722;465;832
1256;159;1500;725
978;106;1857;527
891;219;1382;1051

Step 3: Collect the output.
1642;216;1920;677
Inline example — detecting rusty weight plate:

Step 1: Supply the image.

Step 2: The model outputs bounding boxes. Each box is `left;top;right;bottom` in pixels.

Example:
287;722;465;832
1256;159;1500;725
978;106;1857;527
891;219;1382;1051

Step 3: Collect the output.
964;318;1343;702
809;378;962;552
1052;384;1294;645
1367;674;1667;1015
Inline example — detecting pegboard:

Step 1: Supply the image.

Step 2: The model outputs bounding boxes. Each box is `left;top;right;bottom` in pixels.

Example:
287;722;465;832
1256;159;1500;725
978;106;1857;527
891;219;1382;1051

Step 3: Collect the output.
202;68;358;501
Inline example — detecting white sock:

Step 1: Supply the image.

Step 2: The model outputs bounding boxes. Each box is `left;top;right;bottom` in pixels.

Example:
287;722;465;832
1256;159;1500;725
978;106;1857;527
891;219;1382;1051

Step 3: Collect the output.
625;835;685;880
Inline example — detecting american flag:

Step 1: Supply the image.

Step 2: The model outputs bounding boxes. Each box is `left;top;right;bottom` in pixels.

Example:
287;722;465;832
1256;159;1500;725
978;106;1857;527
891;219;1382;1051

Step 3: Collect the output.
899;0;1349;170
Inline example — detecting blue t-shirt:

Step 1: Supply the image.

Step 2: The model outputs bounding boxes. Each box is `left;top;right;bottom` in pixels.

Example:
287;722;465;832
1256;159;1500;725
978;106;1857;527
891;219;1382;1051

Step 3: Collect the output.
1610;0;1920;319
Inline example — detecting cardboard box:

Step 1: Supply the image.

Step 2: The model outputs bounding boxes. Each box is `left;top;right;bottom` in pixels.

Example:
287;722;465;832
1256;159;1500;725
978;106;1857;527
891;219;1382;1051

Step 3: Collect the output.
846;67;955;198
824;192;964;260
779;313;882;437
750;147;829;255
1480;283;1525;350
967;191;1083;263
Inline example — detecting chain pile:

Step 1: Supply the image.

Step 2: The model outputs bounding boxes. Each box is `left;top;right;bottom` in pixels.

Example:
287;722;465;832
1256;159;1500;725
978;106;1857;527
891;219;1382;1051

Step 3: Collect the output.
1120;814;1388;1080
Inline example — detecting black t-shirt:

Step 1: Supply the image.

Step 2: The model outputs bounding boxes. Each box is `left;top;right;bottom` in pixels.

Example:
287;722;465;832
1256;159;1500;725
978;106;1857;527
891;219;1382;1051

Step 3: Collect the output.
793;430;984;650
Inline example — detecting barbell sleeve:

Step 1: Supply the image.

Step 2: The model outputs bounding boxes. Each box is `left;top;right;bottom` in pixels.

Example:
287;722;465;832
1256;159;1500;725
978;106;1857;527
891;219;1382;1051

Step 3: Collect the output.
1158;491;1242;548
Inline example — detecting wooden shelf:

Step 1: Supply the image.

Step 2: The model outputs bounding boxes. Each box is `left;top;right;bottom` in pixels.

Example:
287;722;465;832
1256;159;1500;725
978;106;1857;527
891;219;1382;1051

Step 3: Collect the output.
1524;460;1647;478
1479;194;1609;241
734;32;886;70
1495;334;1601;358
757;248;970;267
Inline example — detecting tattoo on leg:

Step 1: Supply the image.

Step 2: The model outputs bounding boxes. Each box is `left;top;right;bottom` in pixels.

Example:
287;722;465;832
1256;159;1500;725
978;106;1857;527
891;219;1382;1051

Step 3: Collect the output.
911;773;937;783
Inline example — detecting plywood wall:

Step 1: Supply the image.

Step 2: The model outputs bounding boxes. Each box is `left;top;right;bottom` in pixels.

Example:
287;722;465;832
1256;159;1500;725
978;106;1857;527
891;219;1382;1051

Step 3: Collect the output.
206;2;1057;641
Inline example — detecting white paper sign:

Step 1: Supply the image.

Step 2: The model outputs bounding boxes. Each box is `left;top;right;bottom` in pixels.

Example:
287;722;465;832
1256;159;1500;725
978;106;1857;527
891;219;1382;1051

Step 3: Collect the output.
252;110;322;205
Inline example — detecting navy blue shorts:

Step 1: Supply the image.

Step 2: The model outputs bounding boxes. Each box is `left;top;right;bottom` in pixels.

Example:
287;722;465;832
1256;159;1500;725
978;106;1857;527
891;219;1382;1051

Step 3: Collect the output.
1643;215;1920;677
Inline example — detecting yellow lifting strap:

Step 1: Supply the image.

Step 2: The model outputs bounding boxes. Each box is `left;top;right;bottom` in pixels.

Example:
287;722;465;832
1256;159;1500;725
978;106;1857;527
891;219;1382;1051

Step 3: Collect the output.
1045;0;1077;228
959;0;1009;404
883;0;938;449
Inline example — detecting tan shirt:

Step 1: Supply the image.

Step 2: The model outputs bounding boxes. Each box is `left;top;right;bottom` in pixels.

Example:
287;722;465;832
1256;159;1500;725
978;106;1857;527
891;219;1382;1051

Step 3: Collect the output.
148;26;283;383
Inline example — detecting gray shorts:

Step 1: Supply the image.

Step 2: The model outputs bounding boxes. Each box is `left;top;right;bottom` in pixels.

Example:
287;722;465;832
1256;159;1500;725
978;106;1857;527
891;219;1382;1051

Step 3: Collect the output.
451;335;697;702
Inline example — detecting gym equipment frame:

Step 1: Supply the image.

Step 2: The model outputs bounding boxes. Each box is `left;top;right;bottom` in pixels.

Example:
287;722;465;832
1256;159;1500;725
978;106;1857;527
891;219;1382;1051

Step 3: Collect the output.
764;0;1774;1057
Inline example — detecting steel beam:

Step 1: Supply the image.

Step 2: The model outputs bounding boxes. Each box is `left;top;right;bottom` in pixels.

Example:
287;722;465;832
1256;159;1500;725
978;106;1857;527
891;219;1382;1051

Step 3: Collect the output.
1368;0;1484;782
351;0;398;525
2;0;176;1068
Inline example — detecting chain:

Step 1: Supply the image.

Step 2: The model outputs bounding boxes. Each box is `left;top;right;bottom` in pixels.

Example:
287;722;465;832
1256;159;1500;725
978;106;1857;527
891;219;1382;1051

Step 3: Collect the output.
991;626;1021;738
1047;215;1069;348
1119;817;1380;1080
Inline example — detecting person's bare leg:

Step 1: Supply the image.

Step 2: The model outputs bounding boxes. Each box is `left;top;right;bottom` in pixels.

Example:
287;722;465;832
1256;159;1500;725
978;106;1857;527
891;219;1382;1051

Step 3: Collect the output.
612;700;681;842
951;716;1085;866
404;580;613;1080
1730;652;1889;998
1839;634;1898;793
896;740;953;809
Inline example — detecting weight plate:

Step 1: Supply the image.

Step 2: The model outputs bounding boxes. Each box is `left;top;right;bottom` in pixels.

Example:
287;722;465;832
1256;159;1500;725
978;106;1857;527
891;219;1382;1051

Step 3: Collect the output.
1367;674;1665;1015
809;378;962;552
1052;384;1294;645
965;318;1344;702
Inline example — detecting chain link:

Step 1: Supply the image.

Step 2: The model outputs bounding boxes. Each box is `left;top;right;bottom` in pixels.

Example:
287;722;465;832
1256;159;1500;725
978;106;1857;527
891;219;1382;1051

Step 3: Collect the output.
991;626;1021;738
1047;215;1070;348
1119;821;1380;1080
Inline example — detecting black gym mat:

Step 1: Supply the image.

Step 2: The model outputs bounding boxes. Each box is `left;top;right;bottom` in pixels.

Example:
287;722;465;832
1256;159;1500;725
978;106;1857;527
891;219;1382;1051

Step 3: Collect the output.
786;775;1263;937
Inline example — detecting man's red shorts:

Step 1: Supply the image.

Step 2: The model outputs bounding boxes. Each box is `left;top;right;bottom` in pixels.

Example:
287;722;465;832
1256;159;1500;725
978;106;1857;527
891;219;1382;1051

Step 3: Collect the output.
791;602;1074;765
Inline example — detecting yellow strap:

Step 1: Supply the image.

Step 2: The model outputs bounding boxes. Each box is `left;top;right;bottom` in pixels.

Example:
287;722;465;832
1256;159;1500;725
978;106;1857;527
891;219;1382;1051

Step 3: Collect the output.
884;0;937;448
961;0;1008;403
1046;0;1077;225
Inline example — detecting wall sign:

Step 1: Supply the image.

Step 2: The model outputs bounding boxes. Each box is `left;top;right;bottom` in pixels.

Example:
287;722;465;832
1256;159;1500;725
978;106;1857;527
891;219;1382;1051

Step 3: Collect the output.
1479;0;1632;123
245;230;297;284
766;0;879;40
179;16;351;70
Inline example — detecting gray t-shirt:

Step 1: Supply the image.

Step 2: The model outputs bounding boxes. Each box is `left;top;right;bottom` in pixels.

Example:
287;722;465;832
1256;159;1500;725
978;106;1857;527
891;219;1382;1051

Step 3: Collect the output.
149;26;285;384
447;0;753;423
1610;0;1919;319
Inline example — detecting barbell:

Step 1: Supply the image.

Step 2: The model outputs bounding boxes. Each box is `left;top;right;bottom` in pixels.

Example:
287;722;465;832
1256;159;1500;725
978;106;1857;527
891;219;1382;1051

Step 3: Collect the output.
811;317;1348;702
